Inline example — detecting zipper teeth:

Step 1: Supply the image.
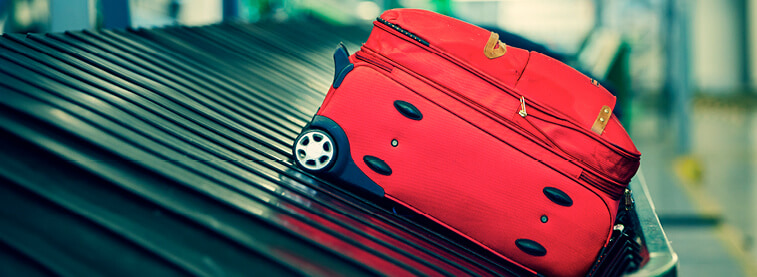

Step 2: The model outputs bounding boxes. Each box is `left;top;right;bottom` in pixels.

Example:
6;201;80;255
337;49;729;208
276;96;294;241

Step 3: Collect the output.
372;21;640;159
376;17;430;46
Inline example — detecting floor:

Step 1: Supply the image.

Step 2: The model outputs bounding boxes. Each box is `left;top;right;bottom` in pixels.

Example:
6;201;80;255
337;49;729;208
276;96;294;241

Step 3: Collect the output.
631;95;756;277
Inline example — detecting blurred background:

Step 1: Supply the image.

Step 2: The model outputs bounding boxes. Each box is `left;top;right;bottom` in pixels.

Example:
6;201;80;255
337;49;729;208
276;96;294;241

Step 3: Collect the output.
0;0;754;276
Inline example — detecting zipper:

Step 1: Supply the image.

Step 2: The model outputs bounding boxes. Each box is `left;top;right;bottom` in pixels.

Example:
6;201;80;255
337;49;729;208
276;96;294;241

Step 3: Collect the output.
355;51;392;72
520;98;631;194
518;96;528;117
580;171;625;200
526;110;638;159
376;17;429;46
522;107;636;188
371;20;640;159
624;189;634;211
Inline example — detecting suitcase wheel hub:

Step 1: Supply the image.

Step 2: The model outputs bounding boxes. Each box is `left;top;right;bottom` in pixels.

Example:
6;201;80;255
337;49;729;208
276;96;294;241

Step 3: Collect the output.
295;129;336;171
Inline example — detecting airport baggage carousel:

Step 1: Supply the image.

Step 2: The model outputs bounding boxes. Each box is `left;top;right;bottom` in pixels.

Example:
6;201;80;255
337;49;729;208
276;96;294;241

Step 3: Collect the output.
0;21;676;276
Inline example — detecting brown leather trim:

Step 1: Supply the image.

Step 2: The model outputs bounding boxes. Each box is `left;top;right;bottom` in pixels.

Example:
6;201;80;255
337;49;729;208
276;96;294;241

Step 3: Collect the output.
484;32;507;59
591;105;612;135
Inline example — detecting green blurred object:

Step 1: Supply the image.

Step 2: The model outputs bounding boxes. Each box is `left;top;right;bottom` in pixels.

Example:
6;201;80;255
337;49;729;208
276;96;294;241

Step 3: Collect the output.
434;0;451;15
1;0;49;33
242;0;274;22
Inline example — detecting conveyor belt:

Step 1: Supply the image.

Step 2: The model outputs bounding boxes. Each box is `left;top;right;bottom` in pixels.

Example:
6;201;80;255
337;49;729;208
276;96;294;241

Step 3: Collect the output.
0;22;534;276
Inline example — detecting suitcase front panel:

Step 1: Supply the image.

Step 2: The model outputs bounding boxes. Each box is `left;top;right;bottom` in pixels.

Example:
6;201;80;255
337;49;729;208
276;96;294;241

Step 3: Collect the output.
318;65;612;277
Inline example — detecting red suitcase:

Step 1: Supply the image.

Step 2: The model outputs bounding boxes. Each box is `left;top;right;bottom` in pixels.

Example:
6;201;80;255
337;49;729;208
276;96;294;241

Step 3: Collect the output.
292;9;641;276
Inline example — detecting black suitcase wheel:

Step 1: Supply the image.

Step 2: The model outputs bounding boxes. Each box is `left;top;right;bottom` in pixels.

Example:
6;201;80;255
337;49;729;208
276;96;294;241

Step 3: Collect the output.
293;128;337;172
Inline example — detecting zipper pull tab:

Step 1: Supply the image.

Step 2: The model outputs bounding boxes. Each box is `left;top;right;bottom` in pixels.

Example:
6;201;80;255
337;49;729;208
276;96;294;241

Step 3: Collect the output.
518;96;528;117
624;188;634;211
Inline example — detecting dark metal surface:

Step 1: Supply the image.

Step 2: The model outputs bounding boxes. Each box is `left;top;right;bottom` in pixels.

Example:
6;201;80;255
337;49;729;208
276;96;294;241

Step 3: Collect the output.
0;22;538;276
627;174;679;277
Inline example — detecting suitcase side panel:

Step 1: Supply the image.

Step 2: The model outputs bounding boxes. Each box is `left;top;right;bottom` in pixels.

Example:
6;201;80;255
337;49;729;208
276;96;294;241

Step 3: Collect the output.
318;66;613;277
